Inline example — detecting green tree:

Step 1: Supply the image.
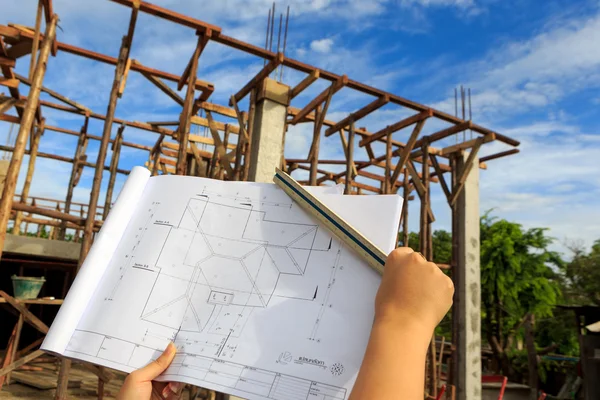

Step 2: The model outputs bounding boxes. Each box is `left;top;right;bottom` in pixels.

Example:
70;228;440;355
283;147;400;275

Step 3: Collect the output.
480;214;562;377
562;240;600;306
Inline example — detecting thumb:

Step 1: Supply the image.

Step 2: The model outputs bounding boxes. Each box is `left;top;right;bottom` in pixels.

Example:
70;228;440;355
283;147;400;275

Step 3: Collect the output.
135;342;177;381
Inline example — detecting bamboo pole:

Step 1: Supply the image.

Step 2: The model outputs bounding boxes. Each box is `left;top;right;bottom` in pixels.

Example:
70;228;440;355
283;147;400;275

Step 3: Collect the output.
13;122;44;235
103;126;124;219
0;14;57;259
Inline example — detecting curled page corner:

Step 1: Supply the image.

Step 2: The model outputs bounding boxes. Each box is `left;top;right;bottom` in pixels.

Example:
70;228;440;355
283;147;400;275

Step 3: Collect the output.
42;166;151;354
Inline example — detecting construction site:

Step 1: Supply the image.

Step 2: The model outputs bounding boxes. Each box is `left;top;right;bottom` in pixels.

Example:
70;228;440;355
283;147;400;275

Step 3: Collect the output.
0;1;597;400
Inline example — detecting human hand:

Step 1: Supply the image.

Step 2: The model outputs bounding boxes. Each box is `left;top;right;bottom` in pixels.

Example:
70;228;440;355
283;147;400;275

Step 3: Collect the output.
375;247;454;334
117;342;184;400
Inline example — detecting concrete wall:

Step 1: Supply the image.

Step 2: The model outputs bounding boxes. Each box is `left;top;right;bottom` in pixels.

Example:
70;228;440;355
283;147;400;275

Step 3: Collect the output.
3;234;81;260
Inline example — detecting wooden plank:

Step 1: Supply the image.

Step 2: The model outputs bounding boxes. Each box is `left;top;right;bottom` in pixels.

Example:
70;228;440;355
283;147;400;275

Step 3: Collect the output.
200;101;237;119
289;75;347;125
0;77;19;88
0;99;17;114
188;133;236;149
414;121;472;149
290;69;320;100
0;292;51;335
206;111;234;176
325;95;389;137
11;371;57;389
359;109;433;147
117;57;132;97
430;154;451;203
480;148;519;162
0;350;45;377
344;123;356;194
6;40;32;59
230;52;284;105
440;133;495;155
406;160;425;198
190;115;240;135
0;56;15;68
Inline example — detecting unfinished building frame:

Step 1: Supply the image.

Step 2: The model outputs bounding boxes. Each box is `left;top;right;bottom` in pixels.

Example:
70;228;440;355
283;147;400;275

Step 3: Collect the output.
0;1;520;399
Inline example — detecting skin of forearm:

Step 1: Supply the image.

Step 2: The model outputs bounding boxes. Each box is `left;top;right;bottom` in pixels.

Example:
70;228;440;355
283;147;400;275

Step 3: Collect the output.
349;317;432;400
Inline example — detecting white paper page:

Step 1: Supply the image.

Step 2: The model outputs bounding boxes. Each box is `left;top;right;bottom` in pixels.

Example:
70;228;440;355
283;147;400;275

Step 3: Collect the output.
58;175;401;400
42;167;151;354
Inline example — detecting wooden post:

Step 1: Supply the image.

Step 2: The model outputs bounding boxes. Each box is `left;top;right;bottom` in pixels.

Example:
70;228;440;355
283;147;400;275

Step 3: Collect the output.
384;131;392;194
13;122;44;235
524;313;538;400
78;35;131;266
344;122;355;195
103;125;124;219
6;315;23;384
58;8;139;399
309;105;322;186
218;125;231;180
402;169;409;247
58;121;88;240
176;32;207;175
0;14;57;259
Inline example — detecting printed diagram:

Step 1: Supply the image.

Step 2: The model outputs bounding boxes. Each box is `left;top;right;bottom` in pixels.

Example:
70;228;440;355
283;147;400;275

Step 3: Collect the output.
139;195;330;339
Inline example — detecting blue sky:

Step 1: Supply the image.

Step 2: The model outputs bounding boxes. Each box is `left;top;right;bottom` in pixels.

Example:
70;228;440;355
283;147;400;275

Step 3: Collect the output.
2;0;600;255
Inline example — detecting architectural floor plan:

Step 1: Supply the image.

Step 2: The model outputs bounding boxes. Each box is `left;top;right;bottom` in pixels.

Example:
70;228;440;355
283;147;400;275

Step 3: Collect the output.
44;173;400;400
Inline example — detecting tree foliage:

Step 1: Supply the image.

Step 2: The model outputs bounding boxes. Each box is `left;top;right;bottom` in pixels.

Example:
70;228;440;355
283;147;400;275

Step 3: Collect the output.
480;213;562;377
562;239;600;306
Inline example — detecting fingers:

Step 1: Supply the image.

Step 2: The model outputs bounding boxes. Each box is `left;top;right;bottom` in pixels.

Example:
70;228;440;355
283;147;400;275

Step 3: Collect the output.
161;382;185;399
134;342;177;381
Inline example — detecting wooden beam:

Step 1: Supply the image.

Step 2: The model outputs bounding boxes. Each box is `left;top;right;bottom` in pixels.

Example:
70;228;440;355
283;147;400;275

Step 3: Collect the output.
325;95;389;137
135;60;184;106
205;111;234;176
176;33;204;175
108;0;222;34
359;109;432;147
449;137;484;207
177;30;211;91
200;101;237;119
0;350;45;377
390;119;426;185
290;69;319;100
0;291;49;334
440;133;495;156
406;160;425;198
0;15;56;261
480;148;520;162
344;123;356;195
0;56;15;68
117;57;132;97
15;73;90;112
414;121;472;149
430;154;451;204
6;40;32;59
8;27;214;92
0;77;19;89
289;75;347;125
230;52;284;105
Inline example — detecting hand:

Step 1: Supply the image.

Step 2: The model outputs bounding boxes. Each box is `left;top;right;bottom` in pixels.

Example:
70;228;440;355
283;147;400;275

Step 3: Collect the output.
117;342;184;400
375;247;454;334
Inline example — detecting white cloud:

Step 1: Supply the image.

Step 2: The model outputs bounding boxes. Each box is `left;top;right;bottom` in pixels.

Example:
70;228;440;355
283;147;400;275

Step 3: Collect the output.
310;38;334;53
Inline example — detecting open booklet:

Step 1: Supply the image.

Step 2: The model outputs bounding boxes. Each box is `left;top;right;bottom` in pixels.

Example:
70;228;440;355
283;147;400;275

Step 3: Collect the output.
42;167;402;400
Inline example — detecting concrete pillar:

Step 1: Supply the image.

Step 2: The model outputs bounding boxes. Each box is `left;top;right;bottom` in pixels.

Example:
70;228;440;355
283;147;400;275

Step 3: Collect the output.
453;151;481;400
248;78;290;183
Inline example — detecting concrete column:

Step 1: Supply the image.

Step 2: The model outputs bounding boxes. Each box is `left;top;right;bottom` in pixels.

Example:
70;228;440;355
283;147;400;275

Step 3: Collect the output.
453;151;481;400
248;78;290;183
